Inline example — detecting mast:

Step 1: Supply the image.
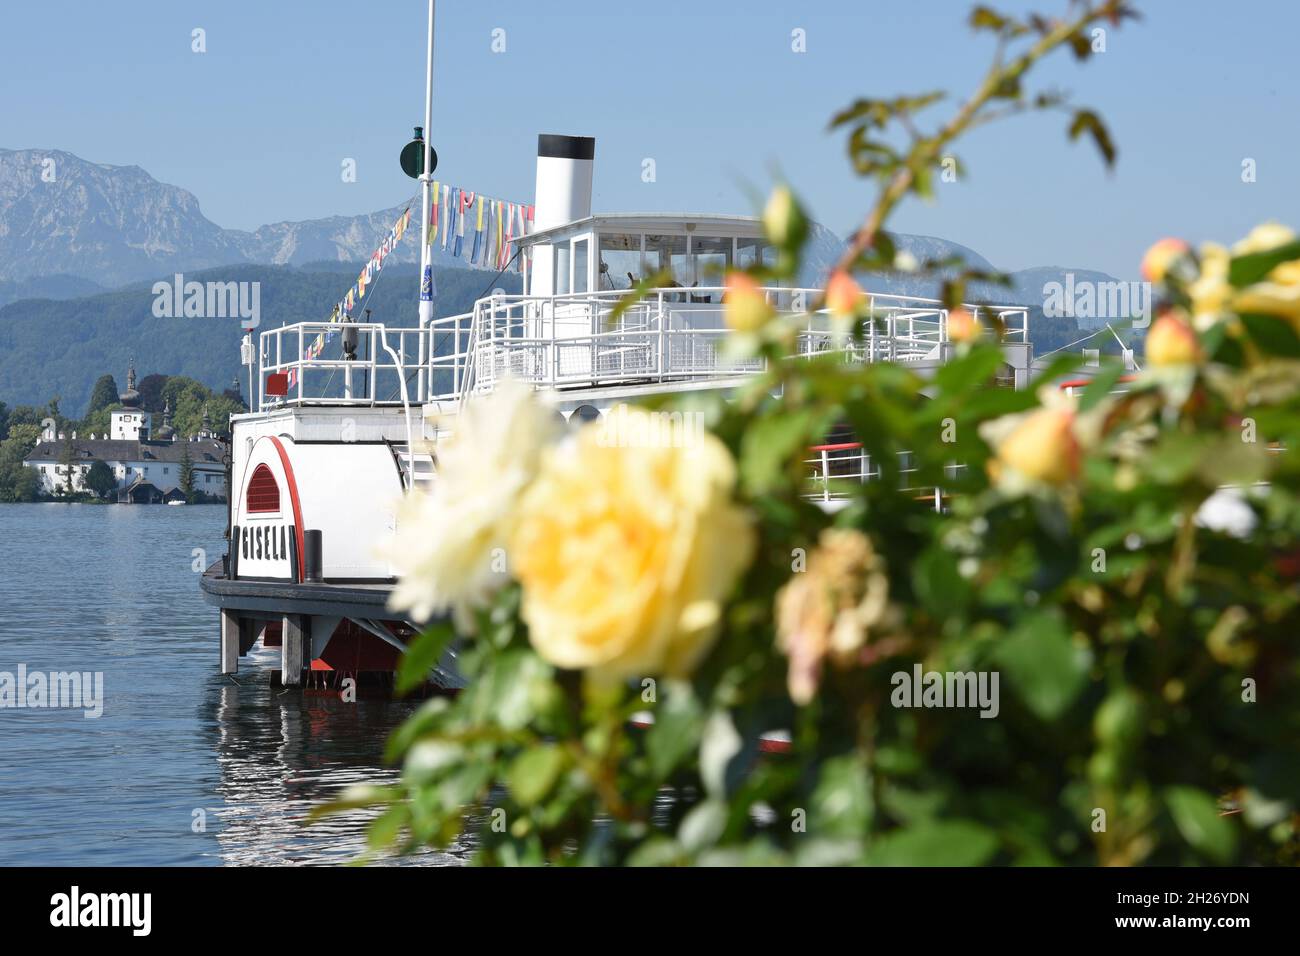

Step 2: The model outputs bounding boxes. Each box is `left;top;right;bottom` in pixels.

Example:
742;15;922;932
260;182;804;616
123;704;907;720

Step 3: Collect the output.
416;0;436;400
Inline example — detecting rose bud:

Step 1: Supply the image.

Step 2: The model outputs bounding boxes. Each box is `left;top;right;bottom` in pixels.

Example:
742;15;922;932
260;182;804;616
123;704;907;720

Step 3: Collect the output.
1140;237;1191;284
947;307;980;343
824;269;863;320
724;271;774;333
1145;313;1202;366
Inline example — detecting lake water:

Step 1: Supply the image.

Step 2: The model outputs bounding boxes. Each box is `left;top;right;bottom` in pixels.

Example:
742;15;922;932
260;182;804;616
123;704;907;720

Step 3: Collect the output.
0;503;463;866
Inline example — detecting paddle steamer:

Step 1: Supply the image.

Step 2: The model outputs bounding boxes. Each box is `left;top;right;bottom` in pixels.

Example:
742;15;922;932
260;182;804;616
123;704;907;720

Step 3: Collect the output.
200;5;1043;689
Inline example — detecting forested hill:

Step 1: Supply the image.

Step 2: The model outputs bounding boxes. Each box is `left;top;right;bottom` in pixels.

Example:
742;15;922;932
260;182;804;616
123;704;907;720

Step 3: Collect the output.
0;263;520;415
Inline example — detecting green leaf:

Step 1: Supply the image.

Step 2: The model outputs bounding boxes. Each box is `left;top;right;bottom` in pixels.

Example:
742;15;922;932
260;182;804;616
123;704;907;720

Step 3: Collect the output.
1228;238;1300;287
740;407;820;495
969;6;1009;32
994;610;1092;721
678;799;728;853
933;344;1005;396
1197;435;1271;487
1067;109;1116;169
1078;363;1126;411
912;545;972;619
367;804;409;850
1068;31;1094;60
468;649;551;731
507;744;566;806
308;784;400;821
1240;312;1300;357
866;820;999;866
645;681;704;779
1165;786;1238;863
1142;432;1203;484
403;739;463;785
396;621;455;694
810;755;874;837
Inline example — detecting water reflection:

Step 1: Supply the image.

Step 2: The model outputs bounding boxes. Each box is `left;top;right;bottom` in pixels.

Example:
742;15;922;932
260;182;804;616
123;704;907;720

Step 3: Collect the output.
203;651;469;866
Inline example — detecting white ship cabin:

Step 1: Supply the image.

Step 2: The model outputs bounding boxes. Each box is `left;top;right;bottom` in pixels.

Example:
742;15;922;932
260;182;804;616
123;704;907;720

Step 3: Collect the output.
224;134;1036;586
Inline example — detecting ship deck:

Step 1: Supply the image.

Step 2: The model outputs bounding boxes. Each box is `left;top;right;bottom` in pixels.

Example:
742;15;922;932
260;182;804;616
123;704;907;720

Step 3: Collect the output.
199;561;401;622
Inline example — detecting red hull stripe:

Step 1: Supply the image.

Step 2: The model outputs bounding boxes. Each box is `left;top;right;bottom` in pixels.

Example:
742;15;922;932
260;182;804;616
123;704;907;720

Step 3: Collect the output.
267;436;307;583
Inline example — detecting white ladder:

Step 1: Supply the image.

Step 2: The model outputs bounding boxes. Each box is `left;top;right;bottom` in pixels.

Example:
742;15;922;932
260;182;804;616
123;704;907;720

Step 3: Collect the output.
388;441;436;493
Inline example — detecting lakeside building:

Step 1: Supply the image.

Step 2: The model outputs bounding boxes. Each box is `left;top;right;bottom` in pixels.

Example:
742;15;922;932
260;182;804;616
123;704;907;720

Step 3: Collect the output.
22;365;228;502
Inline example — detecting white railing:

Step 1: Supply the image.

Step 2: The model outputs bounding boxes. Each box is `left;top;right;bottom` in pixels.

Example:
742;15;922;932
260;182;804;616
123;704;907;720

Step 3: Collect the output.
804;443;968;509
257;322;427;411
429;287;1029;400
256;288;1030;411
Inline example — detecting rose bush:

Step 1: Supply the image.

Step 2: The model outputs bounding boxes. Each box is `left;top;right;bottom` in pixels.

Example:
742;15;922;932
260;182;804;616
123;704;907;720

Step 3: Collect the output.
323;1;1300;866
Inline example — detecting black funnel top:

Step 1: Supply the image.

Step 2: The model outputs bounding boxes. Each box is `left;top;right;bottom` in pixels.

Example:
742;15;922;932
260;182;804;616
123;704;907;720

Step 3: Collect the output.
537;134;595;160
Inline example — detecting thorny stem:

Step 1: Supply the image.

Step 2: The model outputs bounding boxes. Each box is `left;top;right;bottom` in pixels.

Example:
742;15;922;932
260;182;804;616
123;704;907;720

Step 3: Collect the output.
827;1;1125;287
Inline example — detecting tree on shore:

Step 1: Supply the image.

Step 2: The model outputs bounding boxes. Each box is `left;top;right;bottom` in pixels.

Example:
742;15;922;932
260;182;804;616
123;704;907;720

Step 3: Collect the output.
138;374;169;414
86;375;119;415
84;460;116;499
179;444;195;501
0;422;41;502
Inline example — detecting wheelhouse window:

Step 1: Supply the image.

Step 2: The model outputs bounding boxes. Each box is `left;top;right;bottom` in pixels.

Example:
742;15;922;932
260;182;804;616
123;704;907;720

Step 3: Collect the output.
644;234;689;288
598;234;641;290
688;236;733;294
573;238;590;294
736;236;776;272
554;241;572;295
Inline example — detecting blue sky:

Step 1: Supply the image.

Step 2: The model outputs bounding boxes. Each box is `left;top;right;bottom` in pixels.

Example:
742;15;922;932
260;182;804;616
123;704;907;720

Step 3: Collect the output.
2;0;1296;278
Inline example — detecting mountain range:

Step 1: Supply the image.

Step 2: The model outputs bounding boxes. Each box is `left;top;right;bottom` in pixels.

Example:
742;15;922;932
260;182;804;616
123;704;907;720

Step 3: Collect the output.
0;148;484;293
0;147;1136;413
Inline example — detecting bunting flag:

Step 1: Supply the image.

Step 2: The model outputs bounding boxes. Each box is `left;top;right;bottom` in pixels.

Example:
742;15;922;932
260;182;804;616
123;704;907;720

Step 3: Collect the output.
428;181;440;245
422;183;525;270
440;184;451;251
446;187;458;254
495;200;504;269
471;195;485;264
455;190;473;258
285;182;527;391
288;205;413;389
504;202;515;270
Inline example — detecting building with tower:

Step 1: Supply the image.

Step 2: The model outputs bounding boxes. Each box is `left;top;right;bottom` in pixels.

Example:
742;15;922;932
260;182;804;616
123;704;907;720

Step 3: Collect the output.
22;364;229;502
109;365;152;440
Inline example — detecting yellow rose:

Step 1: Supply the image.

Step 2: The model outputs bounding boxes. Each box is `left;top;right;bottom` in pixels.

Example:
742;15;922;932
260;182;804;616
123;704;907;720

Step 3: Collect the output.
982;406;1080;488
1231;221;1296;256
1188;242;1231;330
1233;257;1300;327
386;379;558;627
511;407;753;683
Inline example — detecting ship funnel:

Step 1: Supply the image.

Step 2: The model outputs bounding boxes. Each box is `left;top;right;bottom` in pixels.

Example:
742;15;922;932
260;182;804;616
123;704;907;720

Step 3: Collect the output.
533;134;595;232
